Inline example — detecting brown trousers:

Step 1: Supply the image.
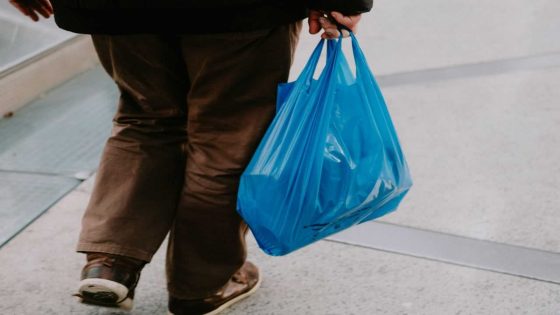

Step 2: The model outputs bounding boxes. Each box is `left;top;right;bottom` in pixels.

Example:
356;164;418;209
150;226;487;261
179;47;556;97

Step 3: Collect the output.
77;22;301;299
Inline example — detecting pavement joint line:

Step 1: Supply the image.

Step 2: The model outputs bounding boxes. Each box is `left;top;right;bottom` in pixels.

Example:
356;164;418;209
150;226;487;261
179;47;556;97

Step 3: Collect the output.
327;221;560;285
0;169;83;180
0;179;80;249
377;51;560;87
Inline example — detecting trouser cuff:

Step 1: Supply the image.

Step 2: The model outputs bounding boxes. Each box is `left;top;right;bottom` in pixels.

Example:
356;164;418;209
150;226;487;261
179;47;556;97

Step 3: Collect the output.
77;242;154;262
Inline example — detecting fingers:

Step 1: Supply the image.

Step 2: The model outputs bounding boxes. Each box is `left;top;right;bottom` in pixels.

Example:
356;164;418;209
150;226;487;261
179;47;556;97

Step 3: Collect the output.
330;11;362;33
318;15;352;39
14;4;39;21
310;10;362;39
9;0;52;21
30;0;53;18
34;4;51;18
318;16;340;39
9;1;30;18
27;9;40;21
39;0;53;14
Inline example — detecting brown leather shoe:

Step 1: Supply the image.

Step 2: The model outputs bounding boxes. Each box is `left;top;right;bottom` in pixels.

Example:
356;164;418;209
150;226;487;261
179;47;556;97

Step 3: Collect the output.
74;253;146;310
168;261;262;315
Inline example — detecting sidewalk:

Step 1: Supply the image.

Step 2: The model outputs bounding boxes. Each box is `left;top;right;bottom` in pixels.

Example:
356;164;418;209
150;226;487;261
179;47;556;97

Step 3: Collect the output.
1;0;560;314
1;175;558;314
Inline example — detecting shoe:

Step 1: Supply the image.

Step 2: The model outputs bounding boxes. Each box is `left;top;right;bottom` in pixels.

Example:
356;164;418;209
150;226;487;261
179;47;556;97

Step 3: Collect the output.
74;253;145;310
168;261;262;315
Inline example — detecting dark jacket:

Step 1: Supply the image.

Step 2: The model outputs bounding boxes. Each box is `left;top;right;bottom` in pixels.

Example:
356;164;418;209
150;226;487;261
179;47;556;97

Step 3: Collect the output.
51;0;373;35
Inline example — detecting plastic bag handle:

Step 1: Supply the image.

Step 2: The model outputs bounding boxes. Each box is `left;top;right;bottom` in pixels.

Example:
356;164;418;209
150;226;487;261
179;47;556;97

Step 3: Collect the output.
297;39;326;86
350;33;374;81
296;34;345;87
349;32;405;163
300;30;368;86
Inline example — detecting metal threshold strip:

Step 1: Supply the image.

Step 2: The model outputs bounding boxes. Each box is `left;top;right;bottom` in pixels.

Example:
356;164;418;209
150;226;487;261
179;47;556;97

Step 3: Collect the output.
327;221;560;285
377;52;560;87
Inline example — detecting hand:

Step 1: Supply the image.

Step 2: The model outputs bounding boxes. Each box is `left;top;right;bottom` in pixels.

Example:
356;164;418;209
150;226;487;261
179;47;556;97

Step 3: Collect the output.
308;10;362;39
9;0;53;22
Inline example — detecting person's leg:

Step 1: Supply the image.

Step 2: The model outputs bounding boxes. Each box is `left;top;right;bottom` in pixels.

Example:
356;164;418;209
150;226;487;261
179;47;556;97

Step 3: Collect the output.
76;34;189;307
78;34;189;262
166;22;302;302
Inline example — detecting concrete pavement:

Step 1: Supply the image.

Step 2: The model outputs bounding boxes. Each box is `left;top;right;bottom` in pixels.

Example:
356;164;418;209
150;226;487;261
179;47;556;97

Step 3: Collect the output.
1;0;560;313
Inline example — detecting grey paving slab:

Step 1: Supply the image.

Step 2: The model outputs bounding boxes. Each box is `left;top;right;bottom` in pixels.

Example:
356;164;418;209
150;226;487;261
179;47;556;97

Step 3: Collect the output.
291;0;560;77
0;4;73;73
376;66;560;253
0;188;559;315
0;171;78;247
0;67;117;177
1;2;559;313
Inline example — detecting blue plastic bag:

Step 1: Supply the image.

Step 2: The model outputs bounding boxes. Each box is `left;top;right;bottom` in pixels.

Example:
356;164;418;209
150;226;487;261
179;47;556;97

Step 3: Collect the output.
237;34;413;256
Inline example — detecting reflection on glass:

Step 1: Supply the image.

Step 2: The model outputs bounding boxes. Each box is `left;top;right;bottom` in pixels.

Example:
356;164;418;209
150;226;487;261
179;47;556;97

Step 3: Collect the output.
0;2;74;73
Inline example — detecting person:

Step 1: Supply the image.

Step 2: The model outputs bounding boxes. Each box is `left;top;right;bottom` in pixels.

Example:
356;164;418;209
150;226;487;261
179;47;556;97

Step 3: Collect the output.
9;0;372;314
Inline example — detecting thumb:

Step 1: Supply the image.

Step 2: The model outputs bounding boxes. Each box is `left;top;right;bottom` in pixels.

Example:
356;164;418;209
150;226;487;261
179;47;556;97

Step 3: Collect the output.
308;10;322;34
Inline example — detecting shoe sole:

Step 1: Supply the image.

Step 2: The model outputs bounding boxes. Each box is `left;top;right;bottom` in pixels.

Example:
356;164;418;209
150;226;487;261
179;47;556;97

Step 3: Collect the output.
77;278;133;310
168;270;263;315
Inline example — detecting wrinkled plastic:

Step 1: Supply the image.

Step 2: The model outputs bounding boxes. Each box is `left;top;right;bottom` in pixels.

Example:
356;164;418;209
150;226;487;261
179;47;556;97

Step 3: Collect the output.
237;34;413;256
